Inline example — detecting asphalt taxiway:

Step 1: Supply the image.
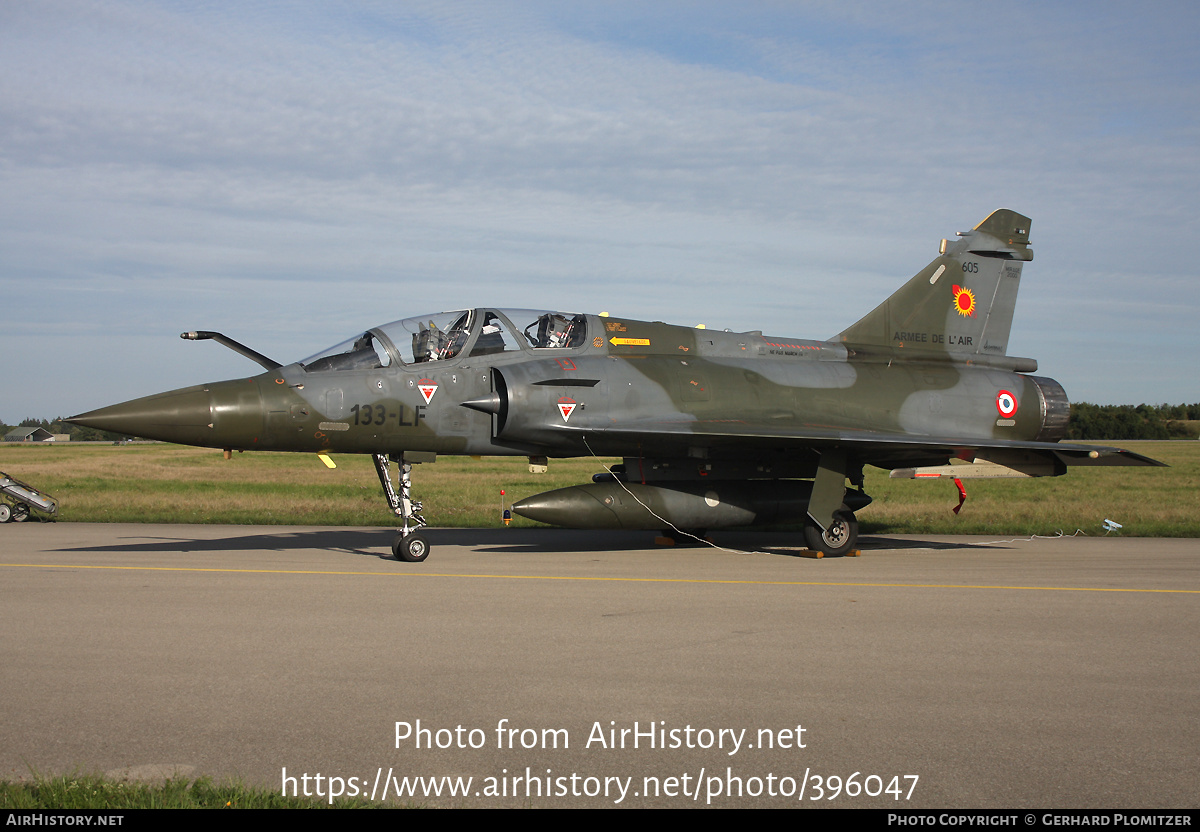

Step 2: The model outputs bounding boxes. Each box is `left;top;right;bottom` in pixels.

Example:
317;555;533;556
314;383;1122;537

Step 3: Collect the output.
1;523;1197;808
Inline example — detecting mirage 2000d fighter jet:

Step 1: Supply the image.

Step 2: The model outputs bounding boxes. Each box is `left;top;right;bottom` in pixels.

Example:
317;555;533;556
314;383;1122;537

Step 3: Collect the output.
70;210;1162;561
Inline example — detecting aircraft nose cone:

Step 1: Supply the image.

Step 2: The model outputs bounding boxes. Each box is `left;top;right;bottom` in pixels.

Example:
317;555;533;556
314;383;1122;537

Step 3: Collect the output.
69;385;214;444
68;378;263;447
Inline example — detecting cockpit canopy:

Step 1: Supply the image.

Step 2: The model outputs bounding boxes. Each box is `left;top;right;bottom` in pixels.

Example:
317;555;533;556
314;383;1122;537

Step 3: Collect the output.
300;309;588;372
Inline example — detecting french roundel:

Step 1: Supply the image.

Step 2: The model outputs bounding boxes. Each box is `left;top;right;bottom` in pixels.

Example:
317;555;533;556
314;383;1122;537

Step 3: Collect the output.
996;390;1018;418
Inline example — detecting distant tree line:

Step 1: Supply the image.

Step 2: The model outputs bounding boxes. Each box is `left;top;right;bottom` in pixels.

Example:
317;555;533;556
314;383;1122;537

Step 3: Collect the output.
1067;403;1200;441
2;417;132;443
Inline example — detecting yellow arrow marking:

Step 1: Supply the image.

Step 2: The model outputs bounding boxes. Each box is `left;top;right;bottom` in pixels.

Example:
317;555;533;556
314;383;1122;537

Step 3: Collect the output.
609;337;650;346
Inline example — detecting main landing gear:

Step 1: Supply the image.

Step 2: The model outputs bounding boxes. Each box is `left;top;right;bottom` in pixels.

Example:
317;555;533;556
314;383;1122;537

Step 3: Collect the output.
802;450;865;556
373;453;430;562
803;506;859;556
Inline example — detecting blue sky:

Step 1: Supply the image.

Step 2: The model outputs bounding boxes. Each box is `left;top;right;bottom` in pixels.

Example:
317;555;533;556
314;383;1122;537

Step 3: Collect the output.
2;1;1198;423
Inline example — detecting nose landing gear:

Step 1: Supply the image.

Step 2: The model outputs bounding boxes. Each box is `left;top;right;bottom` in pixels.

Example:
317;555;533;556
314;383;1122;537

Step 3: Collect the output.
373;453;431;562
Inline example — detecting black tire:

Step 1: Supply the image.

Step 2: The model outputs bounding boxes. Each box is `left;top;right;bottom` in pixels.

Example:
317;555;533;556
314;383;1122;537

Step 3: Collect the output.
0;504;10;523
803;509;858;556
393;532;431;563
11;504;29;523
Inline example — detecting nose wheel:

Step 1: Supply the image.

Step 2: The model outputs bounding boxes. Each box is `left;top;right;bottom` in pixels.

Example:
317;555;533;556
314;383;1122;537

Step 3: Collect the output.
392;531;430;562
374;453;432;562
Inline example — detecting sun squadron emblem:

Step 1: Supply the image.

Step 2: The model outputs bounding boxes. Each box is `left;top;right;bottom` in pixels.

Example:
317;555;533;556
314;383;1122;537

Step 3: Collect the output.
952;284;976;317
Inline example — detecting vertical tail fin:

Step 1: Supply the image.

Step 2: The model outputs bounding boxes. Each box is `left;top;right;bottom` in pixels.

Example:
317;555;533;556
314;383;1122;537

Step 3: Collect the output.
834;209;1032;358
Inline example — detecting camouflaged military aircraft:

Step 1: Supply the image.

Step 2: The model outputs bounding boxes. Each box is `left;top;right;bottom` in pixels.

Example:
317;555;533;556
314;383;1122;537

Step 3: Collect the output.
69;209;1162;561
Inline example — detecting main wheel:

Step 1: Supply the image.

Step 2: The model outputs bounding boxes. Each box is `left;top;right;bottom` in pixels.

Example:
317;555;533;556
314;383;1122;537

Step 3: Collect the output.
11;504;29;523
0;504;10;523
803;509;858;556
393;532;431;563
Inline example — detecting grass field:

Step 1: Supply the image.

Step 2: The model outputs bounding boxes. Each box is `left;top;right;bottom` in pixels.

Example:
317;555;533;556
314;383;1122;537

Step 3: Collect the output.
1;440;1197;537
0;773;404;809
